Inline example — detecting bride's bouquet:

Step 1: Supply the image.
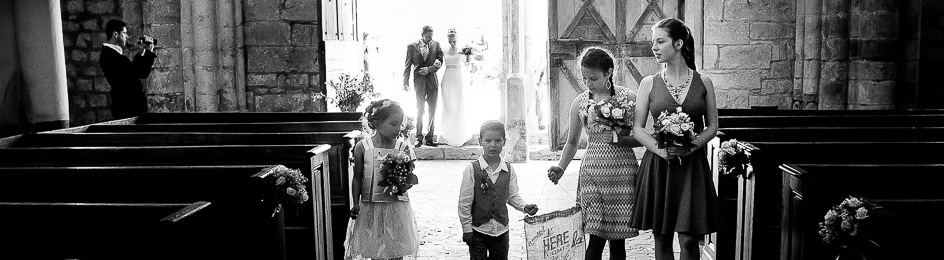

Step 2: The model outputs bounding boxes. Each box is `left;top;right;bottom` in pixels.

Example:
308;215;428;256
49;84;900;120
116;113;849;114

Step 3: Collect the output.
460;46;474;62
654;107;697;164
587;97;635;142
377;151;418;196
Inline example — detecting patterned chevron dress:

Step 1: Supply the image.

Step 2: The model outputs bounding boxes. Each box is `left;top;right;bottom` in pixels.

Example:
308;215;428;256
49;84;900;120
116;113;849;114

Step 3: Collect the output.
575;85;640;240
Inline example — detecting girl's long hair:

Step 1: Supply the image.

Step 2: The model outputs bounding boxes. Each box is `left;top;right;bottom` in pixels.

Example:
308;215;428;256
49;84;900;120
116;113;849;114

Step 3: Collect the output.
655;18;697;71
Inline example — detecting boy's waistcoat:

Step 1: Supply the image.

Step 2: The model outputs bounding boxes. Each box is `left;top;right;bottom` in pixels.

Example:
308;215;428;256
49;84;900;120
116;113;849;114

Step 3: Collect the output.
471;161;511;226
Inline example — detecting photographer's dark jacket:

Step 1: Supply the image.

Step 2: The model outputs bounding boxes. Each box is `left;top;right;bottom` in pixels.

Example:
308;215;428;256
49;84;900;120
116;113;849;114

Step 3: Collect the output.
99;44;156;119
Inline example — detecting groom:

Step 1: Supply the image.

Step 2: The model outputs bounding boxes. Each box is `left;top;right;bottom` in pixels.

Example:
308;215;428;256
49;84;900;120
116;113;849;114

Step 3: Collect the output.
404;25;444;147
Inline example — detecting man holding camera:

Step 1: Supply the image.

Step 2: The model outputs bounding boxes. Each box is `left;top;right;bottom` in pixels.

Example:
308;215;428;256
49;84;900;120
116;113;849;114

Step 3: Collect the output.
99;19;157;120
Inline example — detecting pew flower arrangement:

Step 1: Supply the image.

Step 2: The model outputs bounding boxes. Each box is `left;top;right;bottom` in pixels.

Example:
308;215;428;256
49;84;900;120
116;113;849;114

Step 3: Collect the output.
327;72;379;112
261;165;310;217
819;196;883;259
718;139;752;178
654;107;697;164
584;97;635;142
377;151;418;196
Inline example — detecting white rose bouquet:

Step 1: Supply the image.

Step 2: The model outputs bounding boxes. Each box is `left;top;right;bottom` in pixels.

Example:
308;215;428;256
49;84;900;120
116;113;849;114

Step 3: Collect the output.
653;107;697;164
586;96;635;142
718;139;752;178
259;165;310;217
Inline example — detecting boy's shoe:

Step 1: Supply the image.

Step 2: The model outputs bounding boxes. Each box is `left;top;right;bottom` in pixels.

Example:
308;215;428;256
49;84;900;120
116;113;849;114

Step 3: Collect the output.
414;136;424;148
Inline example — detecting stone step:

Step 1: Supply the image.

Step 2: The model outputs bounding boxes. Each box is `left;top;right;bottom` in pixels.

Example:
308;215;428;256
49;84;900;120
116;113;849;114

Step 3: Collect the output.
414;145;646;160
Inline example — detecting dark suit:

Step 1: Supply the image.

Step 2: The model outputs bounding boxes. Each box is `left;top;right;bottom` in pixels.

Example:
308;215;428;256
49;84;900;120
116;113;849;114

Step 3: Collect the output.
404;39;444;142
99;46;156;120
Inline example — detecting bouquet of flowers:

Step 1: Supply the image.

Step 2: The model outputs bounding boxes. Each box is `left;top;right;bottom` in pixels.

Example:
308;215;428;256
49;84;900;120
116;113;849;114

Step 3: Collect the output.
819;196;883;258
718;139;752;178
377;151;419;196
459;46;474;62
327;72;379;112
586;97;635;142
259;165;310;216
399;116;416;140
654;107;697;164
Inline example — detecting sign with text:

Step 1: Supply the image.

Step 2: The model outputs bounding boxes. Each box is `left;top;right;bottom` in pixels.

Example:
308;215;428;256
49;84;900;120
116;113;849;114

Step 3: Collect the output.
524;206;585;260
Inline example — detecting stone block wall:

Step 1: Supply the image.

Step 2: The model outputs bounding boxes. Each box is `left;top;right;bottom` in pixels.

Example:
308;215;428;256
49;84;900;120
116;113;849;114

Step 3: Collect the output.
702;0;796;109
60;0;327;127
60;0;122;125
245;0;325;112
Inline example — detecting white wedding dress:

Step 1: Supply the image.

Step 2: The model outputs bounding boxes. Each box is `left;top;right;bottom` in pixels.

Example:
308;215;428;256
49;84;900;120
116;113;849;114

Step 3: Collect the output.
439;50;474;146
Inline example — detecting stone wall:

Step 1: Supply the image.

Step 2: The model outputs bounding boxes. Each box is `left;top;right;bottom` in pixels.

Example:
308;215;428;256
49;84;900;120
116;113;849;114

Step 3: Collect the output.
60;0;122;125
244;0;325;112
702;0;796;109
59;0;327;127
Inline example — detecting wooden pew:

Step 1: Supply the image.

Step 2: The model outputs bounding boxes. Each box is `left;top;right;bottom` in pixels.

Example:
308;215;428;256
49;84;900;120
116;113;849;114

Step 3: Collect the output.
719;108;944;116
718;127;944;142
0;201;210;260
134;112;363;124
731;141;944;260
780;164;944;260
80;121;363;133
0;144;340;260
719;114;944;128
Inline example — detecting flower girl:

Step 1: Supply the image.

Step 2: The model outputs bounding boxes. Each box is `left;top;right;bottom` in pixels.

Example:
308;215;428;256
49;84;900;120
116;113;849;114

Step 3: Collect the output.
345;99;419;260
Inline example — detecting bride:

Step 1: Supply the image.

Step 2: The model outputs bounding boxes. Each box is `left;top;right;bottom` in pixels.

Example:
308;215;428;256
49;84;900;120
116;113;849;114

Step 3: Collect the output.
439;28;475;146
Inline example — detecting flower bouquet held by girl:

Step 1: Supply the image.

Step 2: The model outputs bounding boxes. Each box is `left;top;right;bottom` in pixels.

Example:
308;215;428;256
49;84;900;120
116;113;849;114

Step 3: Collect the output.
377;150;418;195
587;97;635;142
718;139;752;178
258;165;310;217
654;107;697;164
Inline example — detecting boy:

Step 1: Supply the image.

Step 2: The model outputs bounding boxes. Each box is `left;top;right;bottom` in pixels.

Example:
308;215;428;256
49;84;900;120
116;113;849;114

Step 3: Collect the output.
458;120;539;260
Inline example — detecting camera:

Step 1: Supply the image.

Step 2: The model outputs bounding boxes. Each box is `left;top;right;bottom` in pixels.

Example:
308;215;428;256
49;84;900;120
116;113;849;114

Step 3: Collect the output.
137;36;157;46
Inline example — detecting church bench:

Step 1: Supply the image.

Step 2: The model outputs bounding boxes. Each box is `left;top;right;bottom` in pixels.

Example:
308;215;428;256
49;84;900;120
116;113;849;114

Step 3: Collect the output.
133;112;363;124
718;114;944;128
724;141;944;260
0;165;291;259
79;121;363;133
717;126;944;142
4;132;354;147
0;201;211;260
780;164;944;260
718;108;944;116
0;144;339;260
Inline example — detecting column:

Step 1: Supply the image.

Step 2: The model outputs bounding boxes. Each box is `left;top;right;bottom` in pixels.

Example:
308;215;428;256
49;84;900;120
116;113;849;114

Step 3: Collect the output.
503;0;527;162
14;0;69;127
801;0;823;110
817;0;850;109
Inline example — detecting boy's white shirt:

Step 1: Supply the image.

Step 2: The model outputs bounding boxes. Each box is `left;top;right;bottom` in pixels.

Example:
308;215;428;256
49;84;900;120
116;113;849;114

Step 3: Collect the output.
458;156;528;236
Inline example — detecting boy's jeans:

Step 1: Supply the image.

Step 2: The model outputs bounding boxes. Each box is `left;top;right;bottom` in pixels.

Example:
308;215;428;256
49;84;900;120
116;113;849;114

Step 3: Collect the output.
467;230;509;260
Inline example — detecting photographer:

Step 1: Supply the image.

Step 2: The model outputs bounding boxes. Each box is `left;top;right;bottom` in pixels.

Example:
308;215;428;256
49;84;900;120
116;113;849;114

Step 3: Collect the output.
99;19;157;120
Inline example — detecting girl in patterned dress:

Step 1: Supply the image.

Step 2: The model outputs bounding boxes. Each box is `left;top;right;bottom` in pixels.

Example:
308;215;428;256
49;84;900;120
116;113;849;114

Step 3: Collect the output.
631;18;722;260
547;48;643;260
346;99;420;260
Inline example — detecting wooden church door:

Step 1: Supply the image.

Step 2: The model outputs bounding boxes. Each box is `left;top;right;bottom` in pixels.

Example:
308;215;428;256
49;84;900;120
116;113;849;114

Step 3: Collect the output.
548;0;681;150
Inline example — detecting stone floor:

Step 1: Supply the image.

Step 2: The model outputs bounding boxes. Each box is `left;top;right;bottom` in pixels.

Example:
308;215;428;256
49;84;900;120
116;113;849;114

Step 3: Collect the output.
407;160;682;259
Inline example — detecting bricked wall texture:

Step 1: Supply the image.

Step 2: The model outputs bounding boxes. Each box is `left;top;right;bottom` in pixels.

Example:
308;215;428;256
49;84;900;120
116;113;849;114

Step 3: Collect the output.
61;0;122;126
702;0;796;109
60;0;326;127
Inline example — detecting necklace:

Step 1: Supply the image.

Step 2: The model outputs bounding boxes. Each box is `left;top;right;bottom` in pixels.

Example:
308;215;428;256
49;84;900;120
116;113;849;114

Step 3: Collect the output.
662;69;692;103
